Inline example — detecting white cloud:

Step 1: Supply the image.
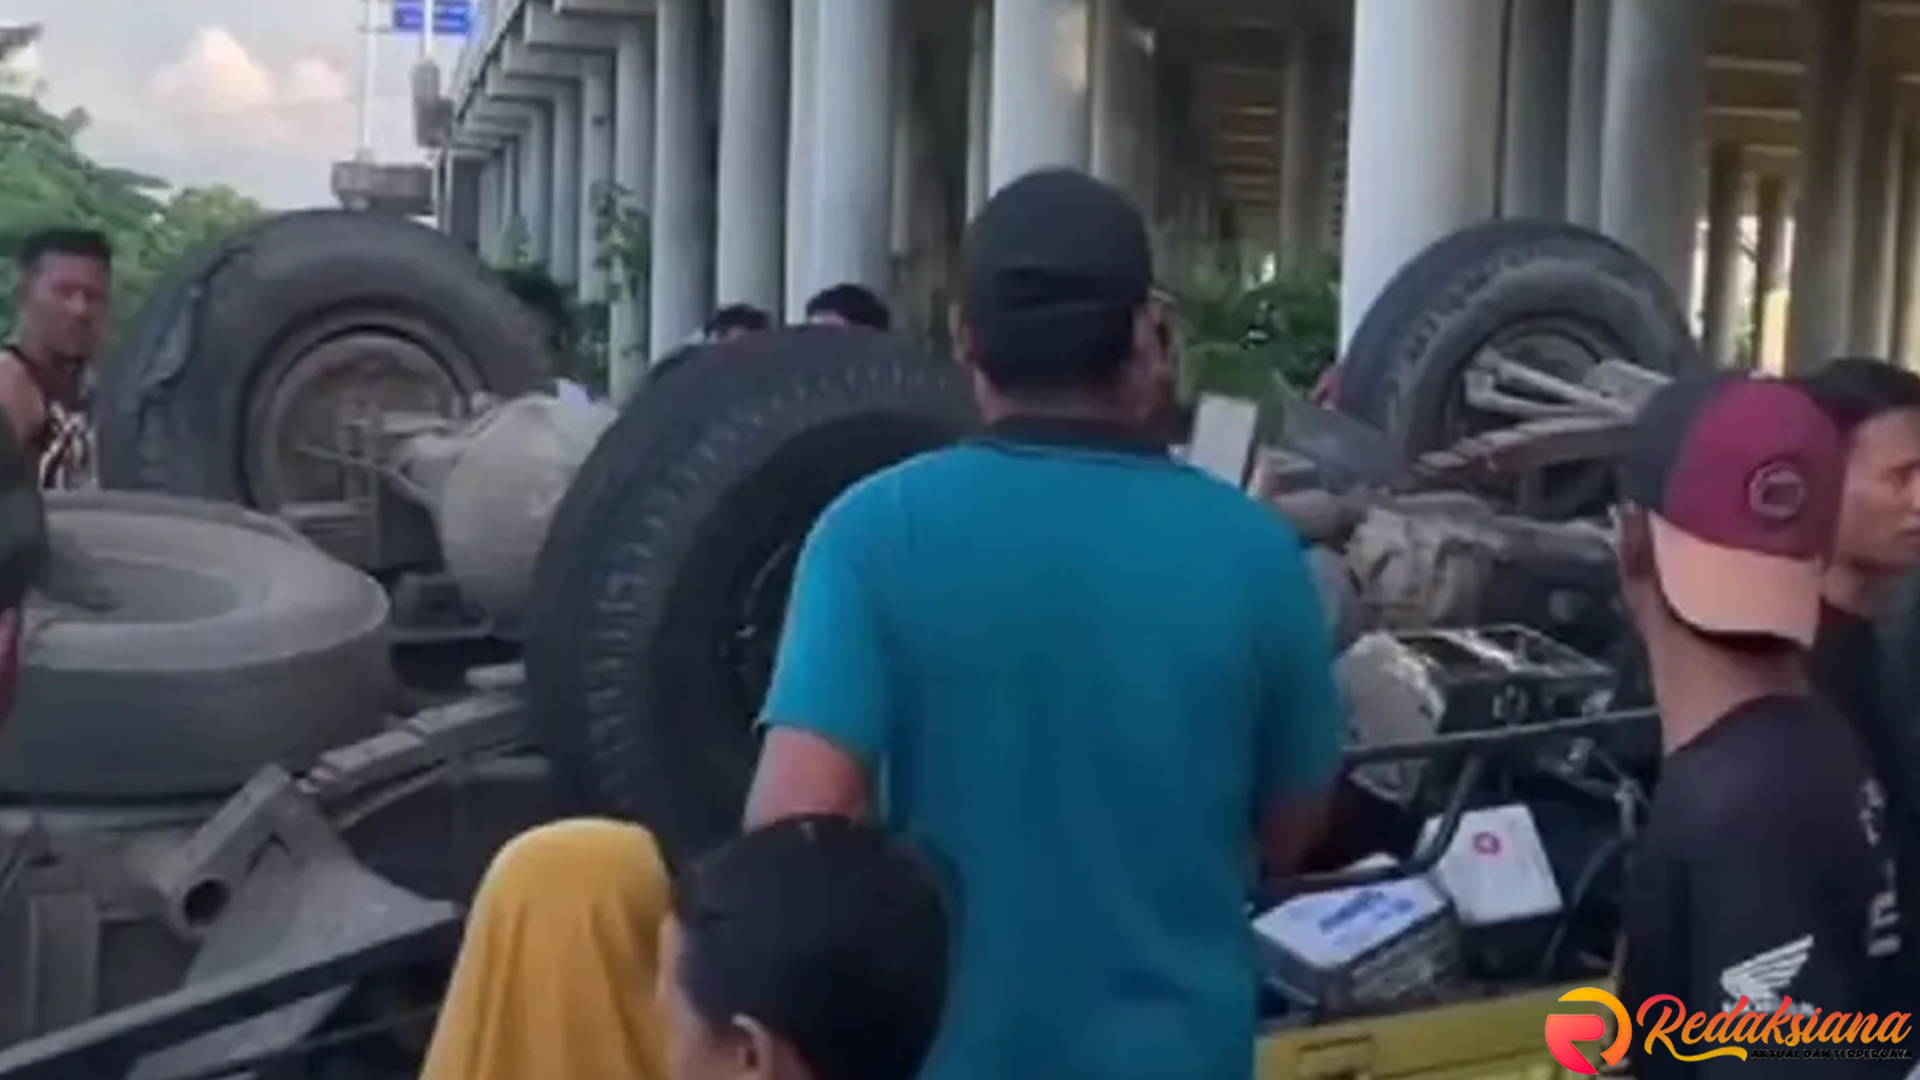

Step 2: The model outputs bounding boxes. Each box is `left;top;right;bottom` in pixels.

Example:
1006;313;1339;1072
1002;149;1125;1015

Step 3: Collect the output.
145;28;353;146
8;2;428;207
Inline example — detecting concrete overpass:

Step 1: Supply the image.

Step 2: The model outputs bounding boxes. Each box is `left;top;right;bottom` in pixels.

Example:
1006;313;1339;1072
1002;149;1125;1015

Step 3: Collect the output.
442;0;1920;396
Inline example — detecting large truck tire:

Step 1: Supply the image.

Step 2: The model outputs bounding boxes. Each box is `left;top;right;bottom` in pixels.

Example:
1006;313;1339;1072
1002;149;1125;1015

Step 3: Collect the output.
0;491;395;799
94;211;548;516
523;329;977;864
1331;219;1705;516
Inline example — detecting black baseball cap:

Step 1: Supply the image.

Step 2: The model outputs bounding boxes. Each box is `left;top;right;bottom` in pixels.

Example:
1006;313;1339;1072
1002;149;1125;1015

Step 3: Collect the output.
960;169;1153;385
1618;373;1844;646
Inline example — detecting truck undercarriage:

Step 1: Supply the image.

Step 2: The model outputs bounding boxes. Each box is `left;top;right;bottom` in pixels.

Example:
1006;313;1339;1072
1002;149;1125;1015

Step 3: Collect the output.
0;212;1865;1079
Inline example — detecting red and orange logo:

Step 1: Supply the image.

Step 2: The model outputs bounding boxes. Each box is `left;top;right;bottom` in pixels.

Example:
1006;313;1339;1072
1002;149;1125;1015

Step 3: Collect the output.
1545;987;1913;1073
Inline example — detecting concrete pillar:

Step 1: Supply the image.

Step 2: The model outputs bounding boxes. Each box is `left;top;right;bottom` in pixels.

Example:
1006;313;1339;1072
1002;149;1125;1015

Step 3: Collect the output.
1787;0;1866;370
477;154;503;262
1089;0;1126;183
1892;132;1920;365
1850;75;1900;356
1277;28;1335;270
1564;0;1608;226
1501;0;1573;217
784;0;819;318
579;61;614;301
651;0;714;355
520;107;553;262
609;20;655;397
988;0;1092;189
549;86;581;286
807;0;894;291
1750;174;1789;370
1339;0;1504;346
1596;0;1707;303
1700;142;1746;366
716;0;788;312
892;45;924;270
966;1;991;215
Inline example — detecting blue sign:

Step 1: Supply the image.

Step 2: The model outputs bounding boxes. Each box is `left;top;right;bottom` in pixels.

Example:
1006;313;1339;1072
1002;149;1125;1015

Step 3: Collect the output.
392;0;473;37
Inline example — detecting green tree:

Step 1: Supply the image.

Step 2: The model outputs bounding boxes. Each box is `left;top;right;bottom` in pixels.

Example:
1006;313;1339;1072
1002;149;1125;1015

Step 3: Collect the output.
1162;246;1340;401
0;23;265;340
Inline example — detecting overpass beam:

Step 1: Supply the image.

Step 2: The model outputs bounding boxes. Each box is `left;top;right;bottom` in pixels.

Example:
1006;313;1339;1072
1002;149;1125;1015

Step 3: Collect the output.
651;0;715;357
716;0;789;313
1597;0;1708;304
1338;0;1503;347
1787;0;1867;370
988;0;1092;190
1501;0;1573;218
1700;142;1747;366
1849;73;1900;356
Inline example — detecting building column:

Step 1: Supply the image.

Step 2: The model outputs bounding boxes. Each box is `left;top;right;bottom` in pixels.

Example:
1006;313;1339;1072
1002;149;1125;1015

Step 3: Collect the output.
1787;0;1866;370
1277;28;1335;270
1892;132;1920;365
549;85;581;286
966;1;991;215
578;59;614;301
1564;0;1609;226
477;153;503;261
1700;142;1746;366
520;107;553;262
609;20;655;397
1338;0;1504;346
988;0;1092;190
806;0;894;291
1089;0;1127;183
1850;75;1900;356
1596;0;1707;304
651;0;715;355
716;0;788;312
1750;174;1789;371
784;0;819;318
1501;0;1573;217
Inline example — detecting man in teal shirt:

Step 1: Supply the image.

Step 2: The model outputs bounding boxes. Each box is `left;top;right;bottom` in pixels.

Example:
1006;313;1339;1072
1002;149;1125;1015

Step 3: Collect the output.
745;169;1344;1080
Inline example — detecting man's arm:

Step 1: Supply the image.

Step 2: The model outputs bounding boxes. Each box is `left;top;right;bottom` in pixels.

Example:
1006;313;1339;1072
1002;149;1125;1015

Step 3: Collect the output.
1251;533;1345;874
1682;816;1878;1078
743;491;892;828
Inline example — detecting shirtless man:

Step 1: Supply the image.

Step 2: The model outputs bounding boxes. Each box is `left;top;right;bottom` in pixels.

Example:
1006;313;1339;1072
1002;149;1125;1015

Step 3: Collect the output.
1;228;111;488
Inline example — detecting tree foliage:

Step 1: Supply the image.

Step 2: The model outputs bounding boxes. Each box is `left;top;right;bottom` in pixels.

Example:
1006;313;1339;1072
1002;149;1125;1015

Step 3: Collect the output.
0;23;268;341
1163;249;1340;401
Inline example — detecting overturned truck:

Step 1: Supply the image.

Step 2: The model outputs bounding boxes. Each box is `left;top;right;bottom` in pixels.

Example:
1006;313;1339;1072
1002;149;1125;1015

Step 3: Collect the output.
0;213;1850;1079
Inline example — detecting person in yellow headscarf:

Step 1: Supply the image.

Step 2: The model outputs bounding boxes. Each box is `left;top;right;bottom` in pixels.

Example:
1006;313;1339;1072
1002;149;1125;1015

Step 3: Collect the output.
419;817;671;1080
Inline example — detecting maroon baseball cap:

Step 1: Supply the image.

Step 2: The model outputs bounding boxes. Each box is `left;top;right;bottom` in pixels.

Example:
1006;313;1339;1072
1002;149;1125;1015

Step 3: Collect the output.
1618;373;1844;647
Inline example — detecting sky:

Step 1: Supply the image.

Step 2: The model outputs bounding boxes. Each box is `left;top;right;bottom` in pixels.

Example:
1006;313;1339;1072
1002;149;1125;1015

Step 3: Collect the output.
2;0;450;208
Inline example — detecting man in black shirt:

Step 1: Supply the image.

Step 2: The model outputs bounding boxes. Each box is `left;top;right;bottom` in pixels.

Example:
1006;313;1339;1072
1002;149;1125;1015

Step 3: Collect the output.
1797;360;1920;899
1616;375;1908;1078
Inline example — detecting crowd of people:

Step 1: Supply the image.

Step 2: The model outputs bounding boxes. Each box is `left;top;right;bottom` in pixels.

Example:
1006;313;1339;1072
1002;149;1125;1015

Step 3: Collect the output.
2;165;1919;1080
